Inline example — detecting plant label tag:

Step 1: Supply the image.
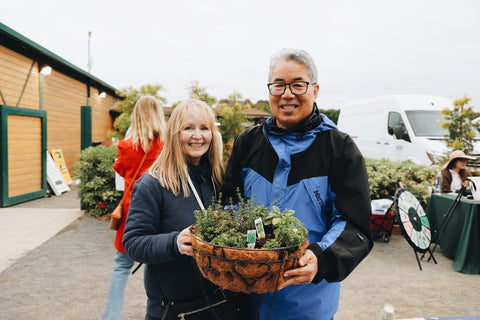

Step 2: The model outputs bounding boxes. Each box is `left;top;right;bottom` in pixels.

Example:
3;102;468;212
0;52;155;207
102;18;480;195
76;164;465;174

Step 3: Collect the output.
255;218;266;239
247;230;256;248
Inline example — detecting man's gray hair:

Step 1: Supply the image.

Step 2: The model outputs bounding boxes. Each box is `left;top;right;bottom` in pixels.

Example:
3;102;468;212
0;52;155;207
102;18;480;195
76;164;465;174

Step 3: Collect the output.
268;48;318;83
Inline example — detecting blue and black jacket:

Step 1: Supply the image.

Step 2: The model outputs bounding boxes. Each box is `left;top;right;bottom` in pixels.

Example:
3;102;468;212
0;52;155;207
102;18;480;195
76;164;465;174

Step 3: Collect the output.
223;105;373;320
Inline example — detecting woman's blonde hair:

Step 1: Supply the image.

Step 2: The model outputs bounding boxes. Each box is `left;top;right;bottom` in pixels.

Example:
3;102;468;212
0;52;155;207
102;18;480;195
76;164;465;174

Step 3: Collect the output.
149;99;224;196
129;96;166;152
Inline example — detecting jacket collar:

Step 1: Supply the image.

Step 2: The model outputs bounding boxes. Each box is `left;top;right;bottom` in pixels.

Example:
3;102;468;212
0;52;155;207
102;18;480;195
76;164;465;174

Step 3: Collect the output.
187;157;211;184
266;103;323;136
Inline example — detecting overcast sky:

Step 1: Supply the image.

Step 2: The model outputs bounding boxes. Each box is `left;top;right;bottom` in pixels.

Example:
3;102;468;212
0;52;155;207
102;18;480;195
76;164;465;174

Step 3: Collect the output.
2;0;480;109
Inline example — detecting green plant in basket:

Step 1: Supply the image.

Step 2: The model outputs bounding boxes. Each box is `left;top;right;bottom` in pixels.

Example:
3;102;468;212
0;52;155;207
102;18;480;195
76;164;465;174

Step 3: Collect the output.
264;206;308;249
194;194;308;250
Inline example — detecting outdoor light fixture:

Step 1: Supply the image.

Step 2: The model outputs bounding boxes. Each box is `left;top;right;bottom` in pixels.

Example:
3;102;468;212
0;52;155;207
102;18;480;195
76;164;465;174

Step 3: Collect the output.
40;65;52;75
99;91;106;98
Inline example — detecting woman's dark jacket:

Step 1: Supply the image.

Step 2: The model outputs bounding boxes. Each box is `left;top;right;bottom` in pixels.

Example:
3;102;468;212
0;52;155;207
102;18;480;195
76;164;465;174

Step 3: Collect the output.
123;161;217;319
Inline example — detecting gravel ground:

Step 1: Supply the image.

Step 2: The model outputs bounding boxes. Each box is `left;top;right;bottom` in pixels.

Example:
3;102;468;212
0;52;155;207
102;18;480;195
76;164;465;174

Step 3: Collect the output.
337;234;480;319
0;188;479;319
0;215;145;320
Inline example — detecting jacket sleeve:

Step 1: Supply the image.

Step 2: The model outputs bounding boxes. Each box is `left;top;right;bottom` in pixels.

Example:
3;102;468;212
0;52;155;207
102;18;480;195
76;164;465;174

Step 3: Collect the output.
113;139;128;178
122;177;182;264
309;132;373;283
441;169;452;193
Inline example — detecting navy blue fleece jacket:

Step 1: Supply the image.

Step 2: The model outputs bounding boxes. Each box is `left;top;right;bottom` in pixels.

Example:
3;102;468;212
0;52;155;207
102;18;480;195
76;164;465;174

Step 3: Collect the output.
123;161;218;319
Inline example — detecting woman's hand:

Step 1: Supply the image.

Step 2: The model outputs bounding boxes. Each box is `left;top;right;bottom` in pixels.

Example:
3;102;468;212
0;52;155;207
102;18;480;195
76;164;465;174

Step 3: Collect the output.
176;226;193;256
278;249;318;289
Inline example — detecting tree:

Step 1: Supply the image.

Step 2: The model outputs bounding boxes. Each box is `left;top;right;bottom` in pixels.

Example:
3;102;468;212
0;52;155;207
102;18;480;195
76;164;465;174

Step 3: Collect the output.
187;80;217;106
318;108;340;124
219;91;244;108
228;91;243;104
218;100;247;165
108;84;167;141
252;100;271;115
440;95;480;153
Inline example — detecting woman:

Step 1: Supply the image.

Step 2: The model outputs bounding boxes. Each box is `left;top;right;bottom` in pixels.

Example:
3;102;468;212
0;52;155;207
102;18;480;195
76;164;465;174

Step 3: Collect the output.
103;96;166;320
123;99;244;320
441;150;476;193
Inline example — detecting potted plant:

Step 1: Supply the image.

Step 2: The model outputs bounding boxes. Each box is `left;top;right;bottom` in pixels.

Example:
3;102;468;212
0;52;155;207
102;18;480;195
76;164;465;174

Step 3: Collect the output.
190;195;308;293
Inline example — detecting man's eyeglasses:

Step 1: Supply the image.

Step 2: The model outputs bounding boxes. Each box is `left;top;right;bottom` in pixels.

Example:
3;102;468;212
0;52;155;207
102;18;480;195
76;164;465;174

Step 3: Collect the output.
267;81;316;96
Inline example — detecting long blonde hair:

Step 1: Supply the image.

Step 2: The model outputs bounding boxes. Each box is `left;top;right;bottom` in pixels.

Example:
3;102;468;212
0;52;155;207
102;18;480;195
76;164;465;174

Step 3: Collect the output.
149;99;223;196
129;96;166;152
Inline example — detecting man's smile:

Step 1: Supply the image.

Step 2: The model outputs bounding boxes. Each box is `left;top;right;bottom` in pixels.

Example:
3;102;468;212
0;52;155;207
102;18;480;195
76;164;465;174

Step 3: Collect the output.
281;104;298;110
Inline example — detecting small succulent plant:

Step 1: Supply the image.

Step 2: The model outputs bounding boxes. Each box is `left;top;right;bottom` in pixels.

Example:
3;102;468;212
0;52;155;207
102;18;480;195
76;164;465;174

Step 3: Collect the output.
193;194;308;250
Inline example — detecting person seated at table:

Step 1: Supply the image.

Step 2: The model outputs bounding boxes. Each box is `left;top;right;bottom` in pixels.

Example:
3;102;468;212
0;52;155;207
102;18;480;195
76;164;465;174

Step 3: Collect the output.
440;150;476;194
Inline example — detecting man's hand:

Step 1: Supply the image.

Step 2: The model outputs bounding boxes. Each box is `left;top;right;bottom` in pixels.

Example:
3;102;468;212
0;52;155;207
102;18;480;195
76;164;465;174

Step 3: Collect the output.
278;249;318;290
176;226;193;256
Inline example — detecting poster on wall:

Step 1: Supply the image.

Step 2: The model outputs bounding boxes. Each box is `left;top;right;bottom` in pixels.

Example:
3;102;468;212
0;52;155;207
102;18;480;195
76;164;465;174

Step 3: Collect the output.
46;151;70;196
50;149;72;184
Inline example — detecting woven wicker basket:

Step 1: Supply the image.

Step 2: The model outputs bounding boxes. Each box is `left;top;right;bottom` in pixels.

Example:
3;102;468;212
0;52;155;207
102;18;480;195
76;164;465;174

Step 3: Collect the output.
190;231;308;293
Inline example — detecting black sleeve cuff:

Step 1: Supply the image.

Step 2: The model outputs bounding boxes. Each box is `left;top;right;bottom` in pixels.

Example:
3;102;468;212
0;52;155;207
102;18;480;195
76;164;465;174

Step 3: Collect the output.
307;242;337;284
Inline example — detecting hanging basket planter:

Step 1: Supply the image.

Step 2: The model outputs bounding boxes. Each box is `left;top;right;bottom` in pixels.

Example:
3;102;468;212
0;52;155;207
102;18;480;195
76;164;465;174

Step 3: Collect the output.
191;196;309;293
190;229;308;293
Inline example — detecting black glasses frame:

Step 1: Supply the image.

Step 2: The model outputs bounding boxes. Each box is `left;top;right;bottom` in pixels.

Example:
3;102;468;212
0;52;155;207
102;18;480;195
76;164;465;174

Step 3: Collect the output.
267;81;316;96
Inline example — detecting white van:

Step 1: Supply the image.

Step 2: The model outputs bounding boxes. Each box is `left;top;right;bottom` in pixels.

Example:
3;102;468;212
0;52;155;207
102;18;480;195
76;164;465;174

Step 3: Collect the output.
337;95;453;165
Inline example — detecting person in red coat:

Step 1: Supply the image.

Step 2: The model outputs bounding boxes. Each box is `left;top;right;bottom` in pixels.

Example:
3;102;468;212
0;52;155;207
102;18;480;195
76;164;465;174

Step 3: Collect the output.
103;96;166;320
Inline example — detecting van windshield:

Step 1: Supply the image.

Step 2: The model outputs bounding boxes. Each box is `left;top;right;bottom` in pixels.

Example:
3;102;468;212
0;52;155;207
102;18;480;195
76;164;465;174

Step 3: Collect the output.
405;110;447;137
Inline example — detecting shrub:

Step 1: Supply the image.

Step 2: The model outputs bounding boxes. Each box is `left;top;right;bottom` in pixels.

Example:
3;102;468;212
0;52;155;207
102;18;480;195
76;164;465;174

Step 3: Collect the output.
366;158;440;209
74;146;122;217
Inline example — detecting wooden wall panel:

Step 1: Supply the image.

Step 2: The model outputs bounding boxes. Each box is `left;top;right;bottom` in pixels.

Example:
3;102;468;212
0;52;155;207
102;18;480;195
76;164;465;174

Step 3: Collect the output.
43;71;85;172
91;91;115;146
1;44;116;180
0;46;40;109
7;115;42;197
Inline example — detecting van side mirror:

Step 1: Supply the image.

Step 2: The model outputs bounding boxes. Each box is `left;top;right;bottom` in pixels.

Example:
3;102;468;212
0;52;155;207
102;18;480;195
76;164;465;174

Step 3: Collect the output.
393;126;411;142
388;126;394;135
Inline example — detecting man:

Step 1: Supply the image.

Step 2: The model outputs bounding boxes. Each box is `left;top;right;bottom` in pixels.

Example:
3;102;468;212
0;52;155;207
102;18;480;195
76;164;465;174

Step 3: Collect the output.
223;48;373;320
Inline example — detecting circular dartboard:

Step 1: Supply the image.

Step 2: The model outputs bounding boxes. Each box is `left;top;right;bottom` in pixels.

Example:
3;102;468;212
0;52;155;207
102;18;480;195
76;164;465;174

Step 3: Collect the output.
394;188;432;253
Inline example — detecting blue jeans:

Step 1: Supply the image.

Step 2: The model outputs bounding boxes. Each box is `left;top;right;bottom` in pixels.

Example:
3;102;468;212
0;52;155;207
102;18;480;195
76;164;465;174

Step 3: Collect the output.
102;250;134;320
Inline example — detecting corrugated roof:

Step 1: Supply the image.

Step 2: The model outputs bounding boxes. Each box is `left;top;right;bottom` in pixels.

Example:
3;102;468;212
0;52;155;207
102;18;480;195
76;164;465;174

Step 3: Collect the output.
0;22;122;98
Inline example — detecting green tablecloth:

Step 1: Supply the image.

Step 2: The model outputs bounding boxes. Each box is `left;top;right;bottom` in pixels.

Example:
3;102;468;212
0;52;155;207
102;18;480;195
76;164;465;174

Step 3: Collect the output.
426;193;480;274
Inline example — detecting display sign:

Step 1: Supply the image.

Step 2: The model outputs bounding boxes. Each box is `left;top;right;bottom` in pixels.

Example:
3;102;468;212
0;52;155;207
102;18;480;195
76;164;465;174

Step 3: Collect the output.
115;171;125;191
46;151;70;195
50;149;72;184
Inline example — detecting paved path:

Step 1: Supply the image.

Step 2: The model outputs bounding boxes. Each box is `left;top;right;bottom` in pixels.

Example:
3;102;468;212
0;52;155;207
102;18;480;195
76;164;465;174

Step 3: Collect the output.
0;208;83;273
0;187;145;319
0;187;479;319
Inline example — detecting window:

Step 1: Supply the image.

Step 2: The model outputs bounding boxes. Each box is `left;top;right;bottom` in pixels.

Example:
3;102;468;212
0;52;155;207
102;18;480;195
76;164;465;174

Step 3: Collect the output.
387;112;405;135
405;110;447;137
